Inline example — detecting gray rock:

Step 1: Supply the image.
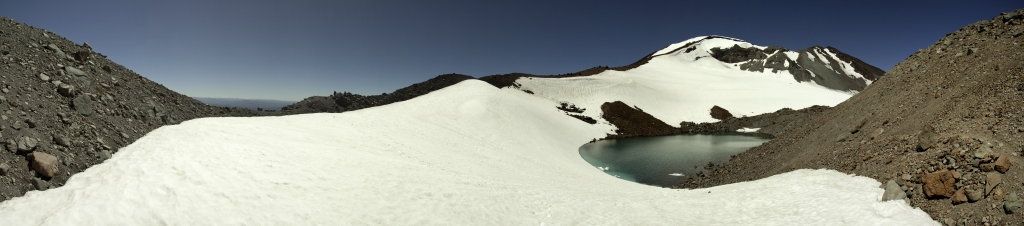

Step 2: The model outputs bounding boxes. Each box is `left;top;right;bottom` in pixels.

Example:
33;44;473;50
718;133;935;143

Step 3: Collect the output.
72;95;93;116
120;132;129;139
53;135;70;147
16;136;38;152
38;73;49;82
99;149;112;160
0;163;10;176
975;145;994;159
32;178;49;191
65;66;87;77
882;180;908;202
45;44;71;60
57;83;75;97
1005;193;1024;214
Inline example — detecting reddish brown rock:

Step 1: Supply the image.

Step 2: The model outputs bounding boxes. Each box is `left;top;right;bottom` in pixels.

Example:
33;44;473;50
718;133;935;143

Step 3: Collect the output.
994;154;1011;173
994;188;1006;201
31;151;59;178
922;170;956;199
952;188;968;205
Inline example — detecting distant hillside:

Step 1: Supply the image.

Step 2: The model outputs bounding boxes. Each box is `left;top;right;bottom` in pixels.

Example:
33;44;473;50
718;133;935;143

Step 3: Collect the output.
193;97;296;111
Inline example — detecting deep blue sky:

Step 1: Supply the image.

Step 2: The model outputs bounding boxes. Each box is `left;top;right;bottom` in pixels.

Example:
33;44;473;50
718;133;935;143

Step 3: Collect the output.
2;1;1021;101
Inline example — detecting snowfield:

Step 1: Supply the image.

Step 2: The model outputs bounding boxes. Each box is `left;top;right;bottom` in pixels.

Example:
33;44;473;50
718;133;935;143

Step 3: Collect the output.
0;80;937;225
518;36;856;124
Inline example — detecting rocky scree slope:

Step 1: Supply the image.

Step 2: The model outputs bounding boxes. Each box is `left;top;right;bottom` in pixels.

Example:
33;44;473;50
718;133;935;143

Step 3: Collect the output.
685;9;1024;224
0;17;271;200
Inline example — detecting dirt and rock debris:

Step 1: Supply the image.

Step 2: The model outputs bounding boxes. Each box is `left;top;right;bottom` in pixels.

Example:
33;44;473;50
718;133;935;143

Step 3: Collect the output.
676;8;1024;224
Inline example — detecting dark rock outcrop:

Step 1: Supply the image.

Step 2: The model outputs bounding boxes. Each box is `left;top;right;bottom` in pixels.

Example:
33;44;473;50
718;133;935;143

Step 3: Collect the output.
709;105;734;121
599;101;678;139
710;44;768;63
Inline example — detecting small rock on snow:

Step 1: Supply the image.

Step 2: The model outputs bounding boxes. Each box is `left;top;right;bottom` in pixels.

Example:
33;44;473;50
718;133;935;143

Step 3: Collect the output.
882;180;908;202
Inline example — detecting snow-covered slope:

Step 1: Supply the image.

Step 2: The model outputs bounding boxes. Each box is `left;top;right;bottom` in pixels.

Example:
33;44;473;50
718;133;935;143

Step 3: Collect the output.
518;36;862;124
0;80;935;225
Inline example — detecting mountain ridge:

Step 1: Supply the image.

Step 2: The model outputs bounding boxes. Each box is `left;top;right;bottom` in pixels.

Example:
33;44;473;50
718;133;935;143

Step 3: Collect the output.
282;35;887;114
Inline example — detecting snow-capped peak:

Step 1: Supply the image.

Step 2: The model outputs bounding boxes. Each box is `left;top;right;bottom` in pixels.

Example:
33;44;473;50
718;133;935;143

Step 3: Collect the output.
651;36;884;92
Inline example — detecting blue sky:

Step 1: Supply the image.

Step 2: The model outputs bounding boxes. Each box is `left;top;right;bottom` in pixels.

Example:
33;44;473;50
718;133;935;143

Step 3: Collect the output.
2;1;1021;101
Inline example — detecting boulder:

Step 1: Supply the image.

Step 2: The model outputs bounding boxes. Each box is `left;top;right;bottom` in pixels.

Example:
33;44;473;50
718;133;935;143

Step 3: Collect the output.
31;151;59;178
918;125;937;151
994;154;1011;173
710;105;733;120
881;180;908;202
922;170;956;199
952;188;968;205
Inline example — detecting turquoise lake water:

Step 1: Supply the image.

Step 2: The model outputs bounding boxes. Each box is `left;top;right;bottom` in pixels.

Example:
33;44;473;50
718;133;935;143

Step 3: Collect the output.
579;133;771;187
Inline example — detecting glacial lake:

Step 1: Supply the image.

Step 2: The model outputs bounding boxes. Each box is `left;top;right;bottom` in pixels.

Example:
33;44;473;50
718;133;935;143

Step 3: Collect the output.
579;133;771;187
